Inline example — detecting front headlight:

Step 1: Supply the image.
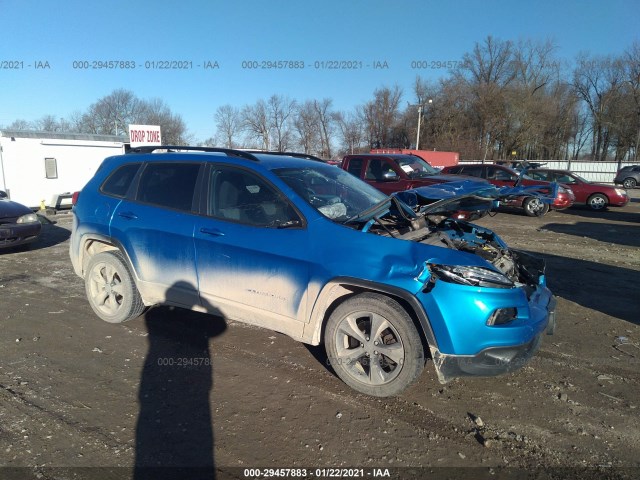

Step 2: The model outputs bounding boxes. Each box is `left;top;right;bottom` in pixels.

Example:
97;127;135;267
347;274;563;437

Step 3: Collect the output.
16;213;39;224
428;263;514;289
615;188;627;196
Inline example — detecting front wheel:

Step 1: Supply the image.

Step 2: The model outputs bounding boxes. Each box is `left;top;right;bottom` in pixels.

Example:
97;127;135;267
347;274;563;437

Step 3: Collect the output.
623;178;637;189
587;193;608;211
523;197;549;217
85;251;145;323
324;293;425;397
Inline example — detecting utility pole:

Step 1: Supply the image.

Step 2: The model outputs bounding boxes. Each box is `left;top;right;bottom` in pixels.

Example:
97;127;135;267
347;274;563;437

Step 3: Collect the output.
412;99;432;149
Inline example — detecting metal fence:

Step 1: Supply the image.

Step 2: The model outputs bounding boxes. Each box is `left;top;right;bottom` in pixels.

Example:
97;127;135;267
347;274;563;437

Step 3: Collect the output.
460;160;638;184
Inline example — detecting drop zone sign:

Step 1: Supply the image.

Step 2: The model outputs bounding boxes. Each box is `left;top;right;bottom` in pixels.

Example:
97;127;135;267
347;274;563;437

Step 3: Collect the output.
129;125;162;147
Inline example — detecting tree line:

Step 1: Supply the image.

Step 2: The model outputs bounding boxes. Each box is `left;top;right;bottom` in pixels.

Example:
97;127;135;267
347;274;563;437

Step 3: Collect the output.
208;36;638;162
3;36;639;161
4;89;191;145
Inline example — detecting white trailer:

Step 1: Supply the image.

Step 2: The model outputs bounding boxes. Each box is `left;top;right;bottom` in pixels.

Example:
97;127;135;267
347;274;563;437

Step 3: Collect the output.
0;130;126;209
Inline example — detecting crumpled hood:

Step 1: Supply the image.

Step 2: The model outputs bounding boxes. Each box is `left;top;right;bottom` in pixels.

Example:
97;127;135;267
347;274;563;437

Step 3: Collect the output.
394;180;559;215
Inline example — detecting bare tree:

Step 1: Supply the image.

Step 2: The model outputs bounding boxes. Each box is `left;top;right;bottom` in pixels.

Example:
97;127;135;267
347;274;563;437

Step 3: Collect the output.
268;95;296;152
294;101;321;154
140;98;190;144
573;54;626;160
81;89;146;135
623;41;640;160
67;110;87;133
241;100;270;150
214;105;242;148
313;99;335;157
362;85;403;148
334;110;365;155
453;36;517;159
5;119;33;130
460;35;516;86
34;115;63;132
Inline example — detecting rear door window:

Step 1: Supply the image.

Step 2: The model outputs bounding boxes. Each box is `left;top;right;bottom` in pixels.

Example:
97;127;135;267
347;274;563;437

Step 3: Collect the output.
346;158;364;177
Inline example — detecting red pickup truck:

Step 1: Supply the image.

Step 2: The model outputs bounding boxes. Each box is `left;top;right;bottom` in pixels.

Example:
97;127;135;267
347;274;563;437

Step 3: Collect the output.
341;153;481;195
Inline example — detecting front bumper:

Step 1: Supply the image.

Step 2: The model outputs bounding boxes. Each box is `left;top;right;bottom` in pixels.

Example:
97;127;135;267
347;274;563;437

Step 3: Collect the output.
0;222;42;248
610;194;630;207
430;295;556;383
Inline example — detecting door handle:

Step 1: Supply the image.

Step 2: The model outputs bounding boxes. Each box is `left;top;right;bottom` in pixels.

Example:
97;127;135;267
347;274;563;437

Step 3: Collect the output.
199;227;225;237
118;211;138;220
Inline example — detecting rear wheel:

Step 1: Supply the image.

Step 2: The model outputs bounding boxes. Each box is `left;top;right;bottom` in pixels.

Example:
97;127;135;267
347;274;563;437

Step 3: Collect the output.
85;251;145;323
623;178;637;189
324;293;425;397
523;197;549;217
587;193;608;211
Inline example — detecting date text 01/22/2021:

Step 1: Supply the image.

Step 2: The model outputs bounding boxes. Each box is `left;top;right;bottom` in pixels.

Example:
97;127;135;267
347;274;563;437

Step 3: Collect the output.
242;467;391;478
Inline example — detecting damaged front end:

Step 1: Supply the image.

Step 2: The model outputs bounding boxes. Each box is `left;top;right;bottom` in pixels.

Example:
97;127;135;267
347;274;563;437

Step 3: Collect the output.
350;180;557;384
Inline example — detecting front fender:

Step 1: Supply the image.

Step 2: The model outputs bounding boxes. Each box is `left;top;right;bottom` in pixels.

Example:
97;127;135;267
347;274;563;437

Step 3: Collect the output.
302;277;439;352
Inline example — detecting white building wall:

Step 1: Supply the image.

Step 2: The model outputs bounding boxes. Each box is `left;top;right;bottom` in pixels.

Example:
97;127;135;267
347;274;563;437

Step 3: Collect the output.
0;134;124;208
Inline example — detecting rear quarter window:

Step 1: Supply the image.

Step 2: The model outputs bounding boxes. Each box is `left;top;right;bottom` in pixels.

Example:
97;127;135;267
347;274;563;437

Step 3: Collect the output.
136;163;201;212
100;163;141;197
461;166;484;177
529;171;548;181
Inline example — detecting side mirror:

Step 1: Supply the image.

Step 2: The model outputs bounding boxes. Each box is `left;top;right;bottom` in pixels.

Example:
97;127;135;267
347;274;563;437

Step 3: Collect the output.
0;190;7;199
382;171;400;181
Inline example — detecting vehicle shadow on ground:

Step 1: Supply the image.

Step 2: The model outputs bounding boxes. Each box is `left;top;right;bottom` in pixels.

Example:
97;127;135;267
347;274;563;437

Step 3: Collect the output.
34;219;71;249
135;283;227;480
539;221;640;248
303;344;334;376
554;207;640;224
533;251;640;325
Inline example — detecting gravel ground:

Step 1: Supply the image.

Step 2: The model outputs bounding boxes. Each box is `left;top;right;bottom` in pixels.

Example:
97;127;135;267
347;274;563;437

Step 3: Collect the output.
0;191;639;480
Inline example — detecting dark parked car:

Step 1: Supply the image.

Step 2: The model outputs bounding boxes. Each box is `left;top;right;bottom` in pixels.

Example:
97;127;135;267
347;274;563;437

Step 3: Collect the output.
441;164;574;216
495;160;547;171
528;169;629;211
0;190;42;249
69;147;556;397
613;165;640;189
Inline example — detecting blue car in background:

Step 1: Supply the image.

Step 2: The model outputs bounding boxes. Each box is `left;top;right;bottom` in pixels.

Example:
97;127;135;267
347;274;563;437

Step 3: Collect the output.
70;147;556;397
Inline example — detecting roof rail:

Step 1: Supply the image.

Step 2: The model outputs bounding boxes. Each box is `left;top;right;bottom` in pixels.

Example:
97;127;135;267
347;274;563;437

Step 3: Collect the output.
126;145;260;161
246;150;327;162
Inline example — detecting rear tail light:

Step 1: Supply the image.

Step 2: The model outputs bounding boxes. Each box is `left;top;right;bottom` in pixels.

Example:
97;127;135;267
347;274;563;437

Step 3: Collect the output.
72;191;80;205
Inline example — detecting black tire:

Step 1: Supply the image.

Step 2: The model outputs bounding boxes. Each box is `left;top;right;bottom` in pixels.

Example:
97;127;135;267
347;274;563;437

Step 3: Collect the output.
523;197;549;217
587;193;608;211
85;251;145;323
623;178;637;189
324;293;425;397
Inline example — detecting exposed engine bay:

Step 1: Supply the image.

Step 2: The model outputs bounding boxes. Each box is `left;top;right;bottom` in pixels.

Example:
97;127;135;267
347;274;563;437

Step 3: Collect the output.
360;194;546;293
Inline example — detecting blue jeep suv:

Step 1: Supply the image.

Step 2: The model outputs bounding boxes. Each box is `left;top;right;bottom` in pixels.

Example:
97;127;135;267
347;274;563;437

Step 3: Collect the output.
70;147;556;397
